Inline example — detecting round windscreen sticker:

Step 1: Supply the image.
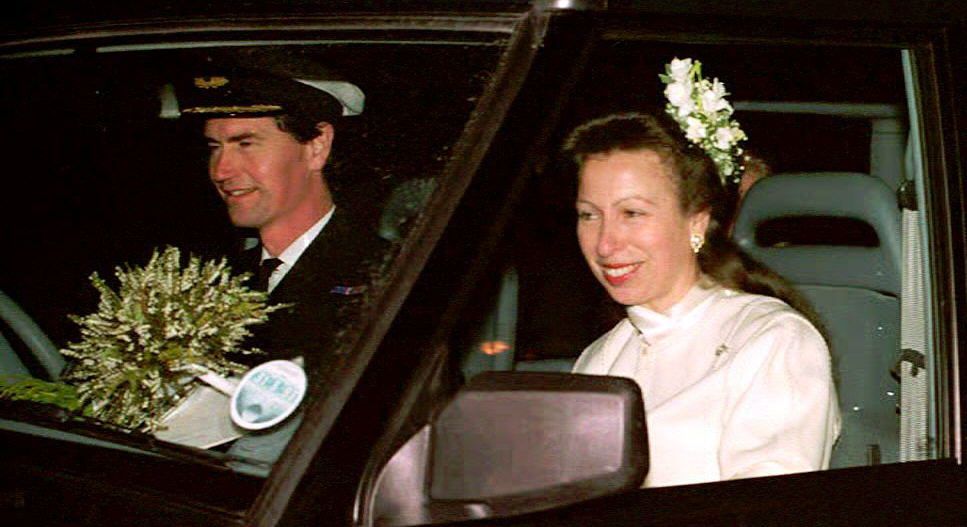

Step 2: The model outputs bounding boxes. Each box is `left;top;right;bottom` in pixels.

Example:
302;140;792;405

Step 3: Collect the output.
230;360;307;430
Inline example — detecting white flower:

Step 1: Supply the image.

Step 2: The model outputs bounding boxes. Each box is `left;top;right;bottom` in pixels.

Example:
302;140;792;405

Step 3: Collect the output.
714;127;736;149
667;58;693;82
685;116;707;141
732;126;747;142
675;98;696;118
701;79;730;113
664;80;693;109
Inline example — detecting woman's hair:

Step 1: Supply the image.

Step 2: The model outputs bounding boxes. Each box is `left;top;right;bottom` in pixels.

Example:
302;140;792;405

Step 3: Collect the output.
561;112;825;334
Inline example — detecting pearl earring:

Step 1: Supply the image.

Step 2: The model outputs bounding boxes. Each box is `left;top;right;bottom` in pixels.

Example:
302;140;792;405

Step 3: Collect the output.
690;233;704;254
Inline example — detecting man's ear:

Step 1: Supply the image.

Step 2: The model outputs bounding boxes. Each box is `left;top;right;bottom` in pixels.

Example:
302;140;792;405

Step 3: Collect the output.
307;122;334;171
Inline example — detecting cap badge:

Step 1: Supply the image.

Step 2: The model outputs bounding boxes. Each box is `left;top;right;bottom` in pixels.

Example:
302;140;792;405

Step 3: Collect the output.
194;76;229;89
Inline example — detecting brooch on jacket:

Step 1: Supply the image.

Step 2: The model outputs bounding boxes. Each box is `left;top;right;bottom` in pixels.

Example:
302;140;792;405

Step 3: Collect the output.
710;343;731;371
330;284;367;295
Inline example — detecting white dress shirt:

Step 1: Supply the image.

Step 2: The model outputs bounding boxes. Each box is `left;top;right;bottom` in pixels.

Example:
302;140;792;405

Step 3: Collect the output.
573;279;841;488
260;207;335;294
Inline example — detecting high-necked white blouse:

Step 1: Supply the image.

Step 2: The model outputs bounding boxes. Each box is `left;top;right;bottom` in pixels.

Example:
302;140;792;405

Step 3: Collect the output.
572;279;841;488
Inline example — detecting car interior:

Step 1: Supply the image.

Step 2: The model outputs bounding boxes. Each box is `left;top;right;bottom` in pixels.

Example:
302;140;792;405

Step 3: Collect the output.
0;18;946;527
447;44;925;478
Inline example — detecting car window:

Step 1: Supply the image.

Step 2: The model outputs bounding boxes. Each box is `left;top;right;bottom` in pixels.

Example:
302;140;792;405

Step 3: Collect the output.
371;34;941;524
0;34;509;479
516;40;929;467
3;7;962;526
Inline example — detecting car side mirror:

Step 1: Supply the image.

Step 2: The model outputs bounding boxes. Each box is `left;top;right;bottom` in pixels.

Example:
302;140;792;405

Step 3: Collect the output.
368;371;648;526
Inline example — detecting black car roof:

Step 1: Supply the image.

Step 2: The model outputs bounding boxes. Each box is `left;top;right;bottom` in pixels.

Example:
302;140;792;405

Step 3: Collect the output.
6;0;967;33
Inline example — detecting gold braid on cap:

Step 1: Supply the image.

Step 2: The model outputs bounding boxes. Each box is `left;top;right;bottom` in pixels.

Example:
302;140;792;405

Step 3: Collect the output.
181;105;284;114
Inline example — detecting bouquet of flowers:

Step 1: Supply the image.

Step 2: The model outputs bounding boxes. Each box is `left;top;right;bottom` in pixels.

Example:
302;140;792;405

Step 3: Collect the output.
3;247;283;433
660;57;747;184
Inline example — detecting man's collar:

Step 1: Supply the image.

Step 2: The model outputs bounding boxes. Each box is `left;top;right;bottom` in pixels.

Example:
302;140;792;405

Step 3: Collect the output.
261;206;336;265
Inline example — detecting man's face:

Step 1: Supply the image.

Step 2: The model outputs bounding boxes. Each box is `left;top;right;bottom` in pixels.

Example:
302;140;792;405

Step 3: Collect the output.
204;117;330;233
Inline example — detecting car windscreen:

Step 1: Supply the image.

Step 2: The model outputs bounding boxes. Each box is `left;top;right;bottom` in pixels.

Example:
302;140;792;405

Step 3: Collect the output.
0;35;508;478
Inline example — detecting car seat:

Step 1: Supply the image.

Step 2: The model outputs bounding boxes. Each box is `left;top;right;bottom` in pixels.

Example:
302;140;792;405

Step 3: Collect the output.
0;289;66;380
732;171;901;468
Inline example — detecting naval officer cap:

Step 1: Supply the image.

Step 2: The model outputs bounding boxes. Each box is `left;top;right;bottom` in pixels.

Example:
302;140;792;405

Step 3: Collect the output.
173;69;364;122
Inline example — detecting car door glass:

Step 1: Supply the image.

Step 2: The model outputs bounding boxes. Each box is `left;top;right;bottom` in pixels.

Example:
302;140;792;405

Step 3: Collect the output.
0;37;507;474
452;39;938;474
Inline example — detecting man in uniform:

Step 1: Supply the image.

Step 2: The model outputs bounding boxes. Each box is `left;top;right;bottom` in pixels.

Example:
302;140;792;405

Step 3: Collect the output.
178;69;386;375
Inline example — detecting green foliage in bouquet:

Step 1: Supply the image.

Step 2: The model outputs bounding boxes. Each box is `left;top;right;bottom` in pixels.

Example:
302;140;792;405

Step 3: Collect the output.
59;246;284;432
0;376;88;414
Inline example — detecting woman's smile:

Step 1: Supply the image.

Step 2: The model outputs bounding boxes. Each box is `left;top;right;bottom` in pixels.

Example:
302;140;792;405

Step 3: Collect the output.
600;262;641;285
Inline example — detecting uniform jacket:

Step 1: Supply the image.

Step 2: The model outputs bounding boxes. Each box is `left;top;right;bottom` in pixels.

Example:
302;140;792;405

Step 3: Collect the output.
232;209;387;374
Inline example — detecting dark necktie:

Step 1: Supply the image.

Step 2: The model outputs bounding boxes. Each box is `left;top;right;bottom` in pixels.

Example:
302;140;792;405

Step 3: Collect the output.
257;258;283;292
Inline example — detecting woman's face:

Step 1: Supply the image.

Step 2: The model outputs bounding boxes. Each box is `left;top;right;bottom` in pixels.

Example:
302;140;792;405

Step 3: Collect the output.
576;149;709;311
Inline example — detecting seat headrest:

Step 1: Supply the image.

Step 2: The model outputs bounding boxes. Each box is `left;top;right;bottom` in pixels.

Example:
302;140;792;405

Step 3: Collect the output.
733;172;901;295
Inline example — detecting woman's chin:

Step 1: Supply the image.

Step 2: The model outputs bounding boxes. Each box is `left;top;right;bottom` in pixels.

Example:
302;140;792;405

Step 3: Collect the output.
604;287;645;307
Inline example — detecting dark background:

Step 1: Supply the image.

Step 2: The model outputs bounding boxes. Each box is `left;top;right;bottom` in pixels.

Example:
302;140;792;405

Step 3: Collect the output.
0;42;503;351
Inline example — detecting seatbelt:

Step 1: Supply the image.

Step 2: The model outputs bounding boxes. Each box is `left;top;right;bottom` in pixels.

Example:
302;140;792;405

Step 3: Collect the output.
898;201;930;461
896;51;931;461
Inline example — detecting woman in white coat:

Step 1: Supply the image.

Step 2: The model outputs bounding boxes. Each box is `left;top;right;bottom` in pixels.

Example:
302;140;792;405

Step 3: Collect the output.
564;111;840;488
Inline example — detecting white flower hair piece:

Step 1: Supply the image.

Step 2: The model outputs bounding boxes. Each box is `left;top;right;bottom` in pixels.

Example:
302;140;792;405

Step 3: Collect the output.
660;58;747;185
